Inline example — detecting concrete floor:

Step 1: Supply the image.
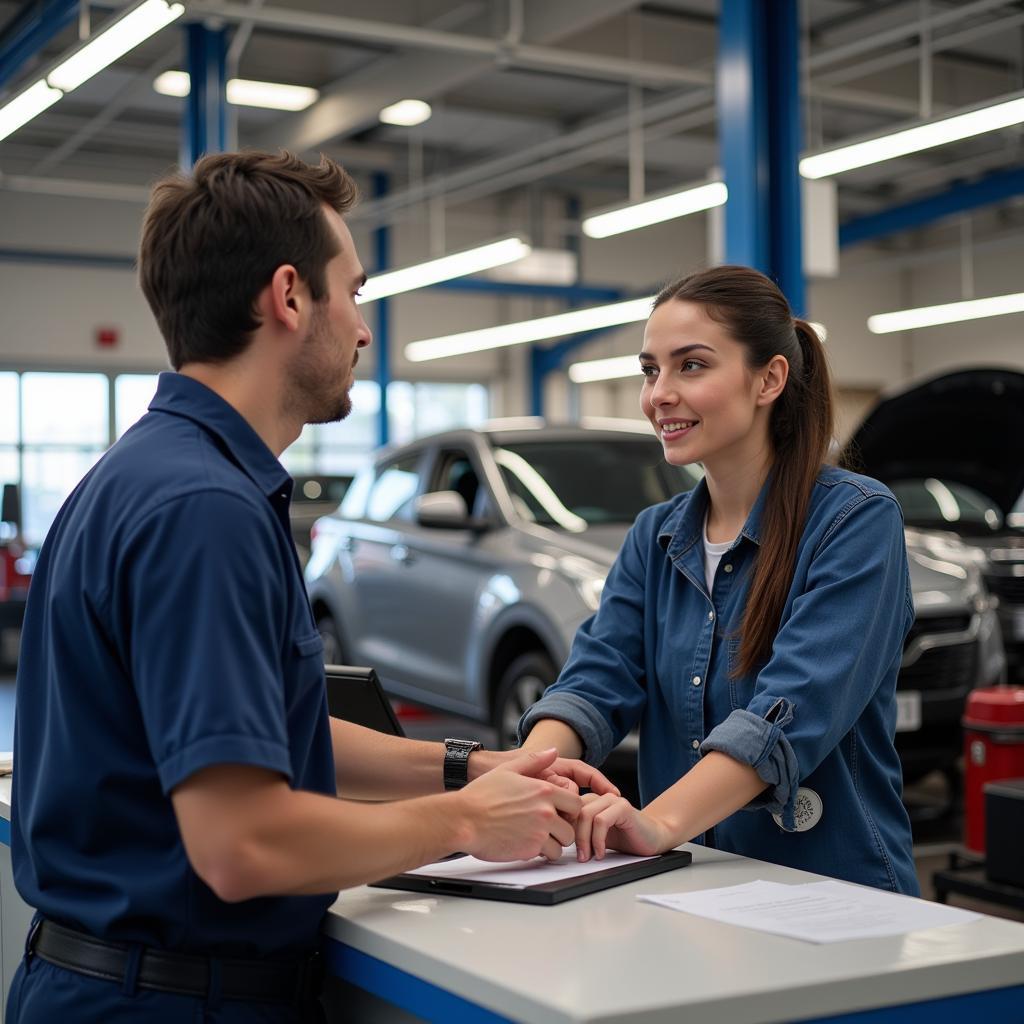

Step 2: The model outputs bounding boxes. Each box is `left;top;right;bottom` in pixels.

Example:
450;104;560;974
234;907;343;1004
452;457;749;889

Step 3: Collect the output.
2;677;1021;923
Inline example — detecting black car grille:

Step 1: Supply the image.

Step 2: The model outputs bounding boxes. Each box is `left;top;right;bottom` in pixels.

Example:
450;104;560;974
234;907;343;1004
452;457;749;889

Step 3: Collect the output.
898;642;976;693
984;572;1024;605
905;614;970;647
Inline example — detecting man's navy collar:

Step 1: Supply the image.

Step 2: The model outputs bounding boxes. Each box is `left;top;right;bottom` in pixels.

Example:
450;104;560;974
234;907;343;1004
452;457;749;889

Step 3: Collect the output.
148;372;291;498
657;472;769;555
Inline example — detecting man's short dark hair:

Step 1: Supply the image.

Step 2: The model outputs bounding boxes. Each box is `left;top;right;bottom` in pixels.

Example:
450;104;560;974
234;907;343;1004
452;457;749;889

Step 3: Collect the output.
139;150;358;368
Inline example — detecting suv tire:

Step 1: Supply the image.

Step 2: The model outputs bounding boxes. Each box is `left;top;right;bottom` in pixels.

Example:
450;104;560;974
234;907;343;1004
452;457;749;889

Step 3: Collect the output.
316;612;346;665
493;651;556;750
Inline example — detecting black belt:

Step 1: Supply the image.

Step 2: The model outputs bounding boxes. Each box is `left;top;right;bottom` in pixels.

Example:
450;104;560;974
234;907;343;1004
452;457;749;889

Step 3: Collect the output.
30;919;324;1006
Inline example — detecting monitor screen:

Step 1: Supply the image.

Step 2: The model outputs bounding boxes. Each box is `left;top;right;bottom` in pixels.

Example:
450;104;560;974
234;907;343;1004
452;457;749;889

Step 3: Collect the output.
324;664;405;738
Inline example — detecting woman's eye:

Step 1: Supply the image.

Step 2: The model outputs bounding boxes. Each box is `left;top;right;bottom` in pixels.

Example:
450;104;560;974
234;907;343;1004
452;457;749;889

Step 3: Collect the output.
640;365;656;378
681;359;703;372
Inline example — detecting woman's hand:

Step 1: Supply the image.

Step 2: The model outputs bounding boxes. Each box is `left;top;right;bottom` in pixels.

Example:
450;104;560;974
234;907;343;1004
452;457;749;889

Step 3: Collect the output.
574;792;673;861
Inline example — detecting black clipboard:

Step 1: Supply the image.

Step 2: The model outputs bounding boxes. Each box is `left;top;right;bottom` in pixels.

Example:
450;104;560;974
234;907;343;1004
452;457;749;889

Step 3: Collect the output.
370;849;692;906
325;664;405;738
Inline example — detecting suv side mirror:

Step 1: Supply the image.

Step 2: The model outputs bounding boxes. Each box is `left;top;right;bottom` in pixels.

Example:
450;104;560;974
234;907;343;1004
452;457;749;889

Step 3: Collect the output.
415;491;487;531
1;483;21;531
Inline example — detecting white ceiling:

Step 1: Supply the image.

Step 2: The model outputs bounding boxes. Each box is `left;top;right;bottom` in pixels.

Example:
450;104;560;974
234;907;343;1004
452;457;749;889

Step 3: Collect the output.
1;0;1023;241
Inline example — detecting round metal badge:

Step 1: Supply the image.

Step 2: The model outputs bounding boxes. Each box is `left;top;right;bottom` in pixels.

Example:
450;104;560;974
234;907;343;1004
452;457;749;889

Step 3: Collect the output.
772;787;823;832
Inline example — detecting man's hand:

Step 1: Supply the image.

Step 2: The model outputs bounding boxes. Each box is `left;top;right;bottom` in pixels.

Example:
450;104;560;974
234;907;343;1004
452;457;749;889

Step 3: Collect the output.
455;748;581;862
469;748;620;798
574;792;672;862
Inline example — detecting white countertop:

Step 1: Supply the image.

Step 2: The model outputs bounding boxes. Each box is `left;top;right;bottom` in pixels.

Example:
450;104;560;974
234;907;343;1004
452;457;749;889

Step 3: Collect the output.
5;778;1024;1024
323;845;1024;1024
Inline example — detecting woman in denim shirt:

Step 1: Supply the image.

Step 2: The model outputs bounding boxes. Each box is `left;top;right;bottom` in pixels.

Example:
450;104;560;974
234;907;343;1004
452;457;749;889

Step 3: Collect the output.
520;265;918;894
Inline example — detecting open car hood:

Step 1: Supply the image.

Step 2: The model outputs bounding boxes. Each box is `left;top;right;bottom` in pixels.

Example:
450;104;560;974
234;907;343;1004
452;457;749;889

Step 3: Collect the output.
844;368;1024;516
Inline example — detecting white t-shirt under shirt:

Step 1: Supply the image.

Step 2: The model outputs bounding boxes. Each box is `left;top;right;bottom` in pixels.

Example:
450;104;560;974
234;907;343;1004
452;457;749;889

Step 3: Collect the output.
703;515;734;592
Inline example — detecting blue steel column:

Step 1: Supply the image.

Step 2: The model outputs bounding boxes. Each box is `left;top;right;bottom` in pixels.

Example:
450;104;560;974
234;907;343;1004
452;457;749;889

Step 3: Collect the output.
718;0;805;314
181;23;227;167
373;172;391;448
0;0;79;89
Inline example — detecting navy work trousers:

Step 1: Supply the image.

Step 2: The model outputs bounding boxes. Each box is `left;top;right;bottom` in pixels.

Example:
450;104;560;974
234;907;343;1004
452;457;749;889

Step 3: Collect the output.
6;956;325;1023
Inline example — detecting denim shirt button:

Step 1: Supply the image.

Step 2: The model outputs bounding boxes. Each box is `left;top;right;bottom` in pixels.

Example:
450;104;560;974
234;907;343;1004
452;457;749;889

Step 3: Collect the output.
723;564;733;573
692;675;701;686
708;610;715;621
691;739;700;749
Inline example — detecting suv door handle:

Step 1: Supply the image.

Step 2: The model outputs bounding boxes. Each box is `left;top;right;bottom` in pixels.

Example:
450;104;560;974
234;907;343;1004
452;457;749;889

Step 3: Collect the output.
390;544;414;565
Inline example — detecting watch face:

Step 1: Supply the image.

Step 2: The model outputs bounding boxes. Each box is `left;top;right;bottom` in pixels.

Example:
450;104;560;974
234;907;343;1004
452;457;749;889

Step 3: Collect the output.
445;738;481;752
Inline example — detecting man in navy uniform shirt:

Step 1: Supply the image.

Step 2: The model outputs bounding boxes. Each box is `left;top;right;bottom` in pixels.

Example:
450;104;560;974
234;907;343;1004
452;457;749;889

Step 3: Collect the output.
8;151;613;1022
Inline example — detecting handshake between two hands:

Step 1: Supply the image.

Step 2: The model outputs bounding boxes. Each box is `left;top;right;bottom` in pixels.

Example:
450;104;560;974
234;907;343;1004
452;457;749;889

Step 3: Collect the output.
458;747;671;865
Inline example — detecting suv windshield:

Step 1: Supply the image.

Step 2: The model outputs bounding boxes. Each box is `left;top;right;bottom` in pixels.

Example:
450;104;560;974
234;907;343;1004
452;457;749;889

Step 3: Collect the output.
494;439;698;527
890;478;1003;532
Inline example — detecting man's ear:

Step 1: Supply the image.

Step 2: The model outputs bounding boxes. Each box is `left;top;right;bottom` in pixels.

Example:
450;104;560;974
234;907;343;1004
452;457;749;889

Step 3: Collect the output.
263;264;305;332
755;354;789;407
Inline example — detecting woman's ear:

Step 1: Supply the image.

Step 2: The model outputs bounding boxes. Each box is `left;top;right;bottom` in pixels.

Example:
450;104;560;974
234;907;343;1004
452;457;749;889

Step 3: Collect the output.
756;355;790;407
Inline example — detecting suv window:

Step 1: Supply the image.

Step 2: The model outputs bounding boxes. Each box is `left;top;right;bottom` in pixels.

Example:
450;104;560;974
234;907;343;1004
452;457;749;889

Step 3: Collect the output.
365;455;421;522
432;449;482;516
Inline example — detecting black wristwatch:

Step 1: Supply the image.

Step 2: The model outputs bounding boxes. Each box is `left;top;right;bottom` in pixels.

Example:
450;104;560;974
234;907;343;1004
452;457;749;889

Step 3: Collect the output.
443;738;483;790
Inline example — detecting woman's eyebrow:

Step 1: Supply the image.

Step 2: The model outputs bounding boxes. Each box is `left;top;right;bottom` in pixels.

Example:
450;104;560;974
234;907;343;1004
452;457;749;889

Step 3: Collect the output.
638;343;715;361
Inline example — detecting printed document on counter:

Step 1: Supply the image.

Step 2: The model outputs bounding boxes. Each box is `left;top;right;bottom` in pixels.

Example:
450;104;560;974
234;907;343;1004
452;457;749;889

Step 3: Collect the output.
638;879;981;943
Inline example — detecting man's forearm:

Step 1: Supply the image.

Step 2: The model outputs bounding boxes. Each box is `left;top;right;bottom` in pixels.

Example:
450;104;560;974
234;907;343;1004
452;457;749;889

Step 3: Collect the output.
330;718;515;799
213;785;473;897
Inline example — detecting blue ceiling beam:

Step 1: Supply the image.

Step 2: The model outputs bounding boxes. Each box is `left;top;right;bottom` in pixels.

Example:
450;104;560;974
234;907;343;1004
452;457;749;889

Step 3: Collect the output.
0;0;78;90
839;165;1024;248
180;23;226;168
718;0;805;315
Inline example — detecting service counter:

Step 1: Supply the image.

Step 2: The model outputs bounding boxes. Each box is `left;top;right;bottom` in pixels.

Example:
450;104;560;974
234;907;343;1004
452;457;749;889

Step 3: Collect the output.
2;779;1024;1023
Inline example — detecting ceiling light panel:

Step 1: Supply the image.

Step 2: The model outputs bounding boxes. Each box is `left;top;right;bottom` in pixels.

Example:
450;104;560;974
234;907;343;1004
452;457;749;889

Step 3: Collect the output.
868;292;1024;333
405;296;656;362
801;94;1024;179
379;99;432;126
0;80;63;143
49;0;184;93
582;181;728;239
358;237;531;305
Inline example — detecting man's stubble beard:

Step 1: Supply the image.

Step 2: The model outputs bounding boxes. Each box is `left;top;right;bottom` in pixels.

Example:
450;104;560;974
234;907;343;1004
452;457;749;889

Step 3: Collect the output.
286;304;353;426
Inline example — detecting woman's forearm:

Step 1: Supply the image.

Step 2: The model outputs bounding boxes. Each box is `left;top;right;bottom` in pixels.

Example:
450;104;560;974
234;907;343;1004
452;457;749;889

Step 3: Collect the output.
519;718;584;759
646;751;768;847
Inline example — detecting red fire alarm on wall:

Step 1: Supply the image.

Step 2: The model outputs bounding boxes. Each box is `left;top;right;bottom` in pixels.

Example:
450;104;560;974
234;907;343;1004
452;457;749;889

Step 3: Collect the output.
95;326;119;348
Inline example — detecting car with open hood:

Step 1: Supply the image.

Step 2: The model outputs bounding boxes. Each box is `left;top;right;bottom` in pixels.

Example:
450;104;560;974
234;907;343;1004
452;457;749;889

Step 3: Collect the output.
846;367;1024;684
306;420;1004;789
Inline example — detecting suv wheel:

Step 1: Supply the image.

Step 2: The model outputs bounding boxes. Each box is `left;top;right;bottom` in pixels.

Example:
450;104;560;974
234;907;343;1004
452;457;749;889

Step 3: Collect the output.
316;613;345;665
493;652;556;750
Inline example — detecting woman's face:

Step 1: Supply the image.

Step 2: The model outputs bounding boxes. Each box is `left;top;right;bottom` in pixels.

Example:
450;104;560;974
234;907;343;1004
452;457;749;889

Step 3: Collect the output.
639;299;776;469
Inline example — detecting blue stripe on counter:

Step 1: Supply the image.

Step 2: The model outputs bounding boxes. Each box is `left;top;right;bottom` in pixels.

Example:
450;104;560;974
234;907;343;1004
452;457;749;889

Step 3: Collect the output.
324;938;516;1024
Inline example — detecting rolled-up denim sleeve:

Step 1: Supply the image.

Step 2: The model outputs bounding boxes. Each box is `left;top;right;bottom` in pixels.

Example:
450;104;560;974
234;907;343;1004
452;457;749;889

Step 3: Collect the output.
701;493;912;830
518;508;655;765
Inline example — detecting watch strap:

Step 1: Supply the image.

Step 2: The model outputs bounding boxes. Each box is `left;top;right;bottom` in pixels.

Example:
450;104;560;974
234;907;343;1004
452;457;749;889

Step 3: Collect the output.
443;738;482;791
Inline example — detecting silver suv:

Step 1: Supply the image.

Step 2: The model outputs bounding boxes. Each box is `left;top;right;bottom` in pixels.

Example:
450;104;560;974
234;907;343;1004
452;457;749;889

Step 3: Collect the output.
305;421;1004;783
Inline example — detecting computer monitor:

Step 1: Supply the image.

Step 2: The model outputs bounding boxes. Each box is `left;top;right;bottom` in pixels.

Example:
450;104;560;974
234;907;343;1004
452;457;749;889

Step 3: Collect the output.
324;664;405;738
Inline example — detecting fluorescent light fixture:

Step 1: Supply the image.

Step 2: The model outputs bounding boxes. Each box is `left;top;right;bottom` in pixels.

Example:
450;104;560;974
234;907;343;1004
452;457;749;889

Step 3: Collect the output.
154;71;319;111
153;69;189;97
379;99;432;127
568;323;828;383
868;291;1024;333
582;181;728;239
48;0;184;93
0;80;62;143
358;237;531;305
801;93;1024;179
227;78;318;111
406;295;656;362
